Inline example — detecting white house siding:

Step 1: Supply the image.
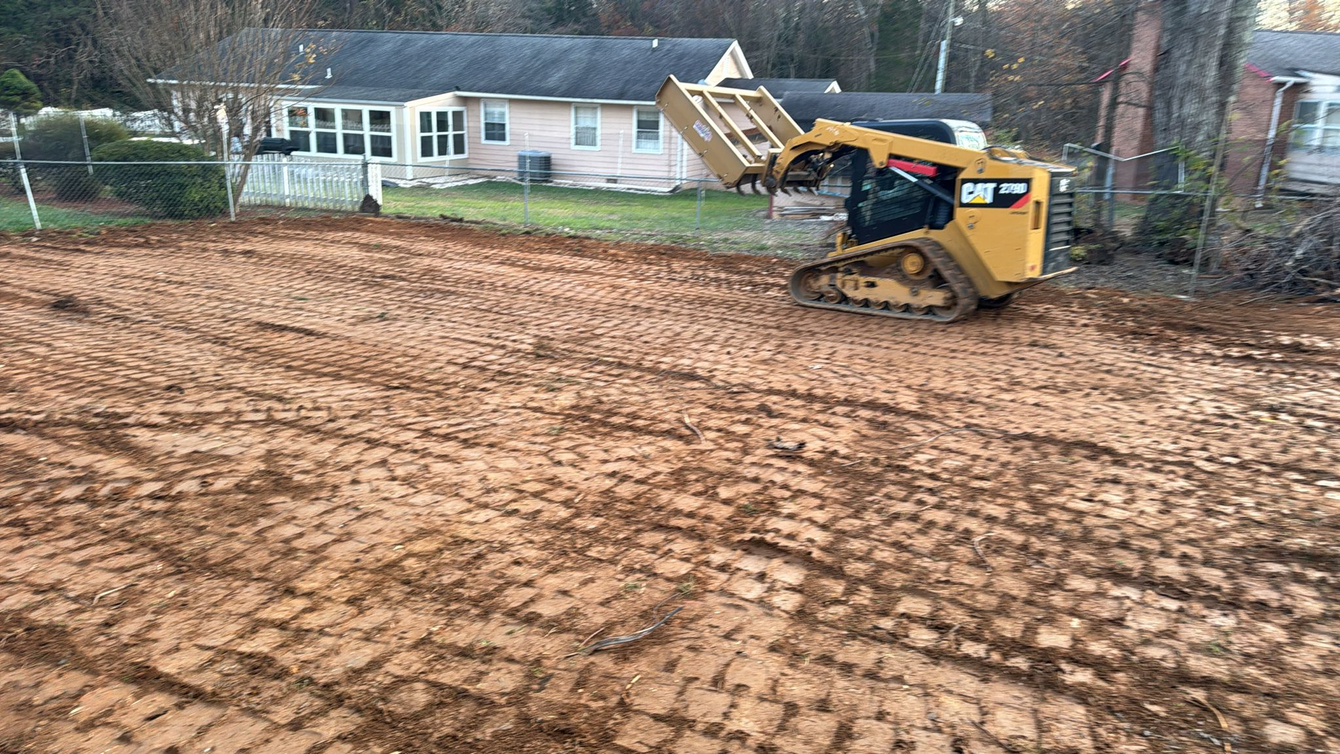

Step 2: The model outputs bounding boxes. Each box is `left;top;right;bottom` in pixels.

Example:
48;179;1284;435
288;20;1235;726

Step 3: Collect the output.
704;43;751;85
1285;72;1340;193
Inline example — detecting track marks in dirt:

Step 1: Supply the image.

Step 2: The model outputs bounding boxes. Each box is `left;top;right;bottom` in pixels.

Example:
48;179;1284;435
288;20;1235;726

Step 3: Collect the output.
1;216;1338;753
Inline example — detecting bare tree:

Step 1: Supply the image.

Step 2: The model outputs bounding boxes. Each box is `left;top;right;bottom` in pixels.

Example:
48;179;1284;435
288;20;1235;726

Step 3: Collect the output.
1138;0;1259;249
94;0;324;160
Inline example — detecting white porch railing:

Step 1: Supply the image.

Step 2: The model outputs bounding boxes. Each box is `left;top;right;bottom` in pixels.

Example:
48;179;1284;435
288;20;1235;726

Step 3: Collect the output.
236;155;380;211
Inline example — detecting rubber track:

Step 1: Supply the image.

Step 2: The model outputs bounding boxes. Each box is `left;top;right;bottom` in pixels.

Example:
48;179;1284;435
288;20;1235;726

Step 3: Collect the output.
786;237;980;323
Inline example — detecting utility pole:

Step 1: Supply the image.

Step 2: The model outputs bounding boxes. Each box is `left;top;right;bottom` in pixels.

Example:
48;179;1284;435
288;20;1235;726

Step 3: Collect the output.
934;0;956;94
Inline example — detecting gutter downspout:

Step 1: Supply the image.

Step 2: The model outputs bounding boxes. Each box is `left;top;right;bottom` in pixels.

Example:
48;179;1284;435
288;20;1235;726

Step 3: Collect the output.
1256;78;1299;205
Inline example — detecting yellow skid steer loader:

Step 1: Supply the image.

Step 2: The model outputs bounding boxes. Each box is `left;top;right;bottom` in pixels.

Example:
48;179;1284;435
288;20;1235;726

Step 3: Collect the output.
655;76;1077;322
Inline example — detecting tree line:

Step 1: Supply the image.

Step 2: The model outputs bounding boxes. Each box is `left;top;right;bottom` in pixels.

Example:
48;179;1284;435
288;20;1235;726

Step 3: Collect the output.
4;1;1336;127
3;0;1337;248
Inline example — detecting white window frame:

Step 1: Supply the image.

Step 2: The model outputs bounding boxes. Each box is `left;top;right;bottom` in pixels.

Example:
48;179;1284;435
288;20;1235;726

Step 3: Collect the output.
571;103;601;151
481;99;509;145
312;106;340;156
1292;100;1340;153
418;107;468;160
285;104;396;161
632;106;663;154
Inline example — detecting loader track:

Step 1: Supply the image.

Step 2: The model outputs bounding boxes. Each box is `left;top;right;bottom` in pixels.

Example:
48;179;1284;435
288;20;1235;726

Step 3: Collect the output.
787;237;980;323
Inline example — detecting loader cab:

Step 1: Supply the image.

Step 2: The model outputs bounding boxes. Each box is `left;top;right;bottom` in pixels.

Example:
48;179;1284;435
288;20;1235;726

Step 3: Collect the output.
844;119;983;245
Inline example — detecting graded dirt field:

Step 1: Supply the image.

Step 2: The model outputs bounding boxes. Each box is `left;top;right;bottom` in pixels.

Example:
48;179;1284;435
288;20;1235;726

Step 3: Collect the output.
1;217;1337;754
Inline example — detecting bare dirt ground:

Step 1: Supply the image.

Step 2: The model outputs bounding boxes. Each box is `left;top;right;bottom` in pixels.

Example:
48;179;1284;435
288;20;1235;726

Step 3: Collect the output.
1;216;1338;754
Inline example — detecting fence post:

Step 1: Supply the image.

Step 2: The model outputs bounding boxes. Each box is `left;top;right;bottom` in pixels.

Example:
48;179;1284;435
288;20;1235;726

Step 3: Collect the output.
523;163;531;226
1104;158;1116;230
79;113;93;176
282;155;292;207
9;112;41;231
367;161;382;206
224;160;237;222
695;179;704;233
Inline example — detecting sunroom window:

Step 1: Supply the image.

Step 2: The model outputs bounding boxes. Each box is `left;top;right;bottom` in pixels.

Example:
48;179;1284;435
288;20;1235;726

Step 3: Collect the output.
286;105;394;159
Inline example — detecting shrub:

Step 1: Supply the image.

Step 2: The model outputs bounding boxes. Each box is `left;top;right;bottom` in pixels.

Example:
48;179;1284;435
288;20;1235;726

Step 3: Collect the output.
0;69;42;116
92;140;227;219
0;140;23;194
23;113;130;200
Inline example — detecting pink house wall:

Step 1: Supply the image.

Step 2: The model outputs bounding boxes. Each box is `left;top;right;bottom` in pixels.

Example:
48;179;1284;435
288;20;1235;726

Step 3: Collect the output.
459;98;704;183
1095;1;1299;195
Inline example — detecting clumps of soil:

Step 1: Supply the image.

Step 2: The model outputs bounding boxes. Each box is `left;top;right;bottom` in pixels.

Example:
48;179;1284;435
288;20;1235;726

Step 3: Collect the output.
50;295;89;314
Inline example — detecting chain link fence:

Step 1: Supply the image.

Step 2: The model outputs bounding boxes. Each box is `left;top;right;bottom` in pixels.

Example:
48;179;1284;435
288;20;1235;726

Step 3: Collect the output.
0;153;382;231
0;153;835;257
377;163;833;255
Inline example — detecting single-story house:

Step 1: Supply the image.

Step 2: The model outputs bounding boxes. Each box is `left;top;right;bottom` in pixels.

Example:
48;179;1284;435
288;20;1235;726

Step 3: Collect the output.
776;91;993;131
157;30;754;183
719;77;842;95
1096;4;1340;196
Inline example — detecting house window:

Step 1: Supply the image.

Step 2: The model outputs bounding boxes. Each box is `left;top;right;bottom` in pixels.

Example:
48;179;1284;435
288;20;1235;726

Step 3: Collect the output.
572;104;600;150
420;109;467;159
1292;100;1340;152
482;99;508;144
368;110;393;157
287;107;311;152
633;107;662;153
314;107;338;154
342;109;365;155
286;105;394;159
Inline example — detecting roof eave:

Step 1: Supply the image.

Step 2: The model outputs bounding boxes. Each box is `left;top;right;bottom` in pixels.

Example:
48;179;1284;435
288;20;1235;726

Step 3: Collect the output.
148;78;320;90
439;91;655;106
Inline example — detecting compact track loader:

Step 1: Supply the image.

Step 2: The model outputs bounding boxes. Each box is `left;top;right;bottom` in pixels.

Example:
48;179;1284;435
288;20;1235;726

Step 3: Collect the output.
655;76;1077;322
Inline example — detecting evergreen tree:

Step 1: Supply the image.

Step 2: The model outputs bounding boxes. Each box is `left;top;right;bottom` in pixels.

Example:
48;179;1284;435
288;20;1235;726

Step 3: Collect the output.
0;68;43;115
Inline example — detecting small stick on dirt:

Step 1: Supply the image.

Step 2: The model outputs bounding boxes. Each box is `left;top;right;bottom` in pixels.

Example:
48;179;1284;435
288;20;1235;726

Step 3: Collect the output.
935;624;961;645
578;625;606;648
682;412;704;444
564;606;684;658
1187;696;1232;754
967;720;1009;750
92;583;136;605
971;534;997;572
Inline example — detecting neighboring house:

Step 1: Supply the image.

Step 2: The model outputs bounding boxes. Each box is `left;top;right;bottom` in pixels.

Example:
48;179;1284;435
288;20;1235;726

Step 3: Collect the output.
776;92;993;131
158;30;752;183
716;78;991;131
719;77;842;95
1096;4;1340;196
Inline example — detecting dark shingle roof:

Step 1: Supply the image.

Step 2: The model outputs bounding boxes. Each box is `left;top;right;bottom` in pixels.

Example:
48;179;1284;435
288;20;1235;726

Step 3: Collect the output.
718;77;838;95
779;92;993;129
165;30;737;103
1248;30;1340;78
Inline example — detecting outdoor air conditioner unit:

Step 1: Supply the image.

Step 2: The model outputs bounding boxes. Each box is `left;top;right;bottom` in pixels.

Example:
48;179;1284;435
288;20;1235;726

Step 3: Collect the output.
517;150;552;183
